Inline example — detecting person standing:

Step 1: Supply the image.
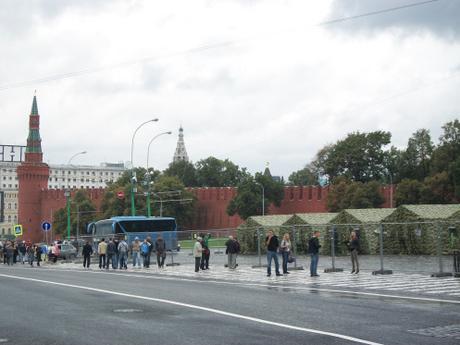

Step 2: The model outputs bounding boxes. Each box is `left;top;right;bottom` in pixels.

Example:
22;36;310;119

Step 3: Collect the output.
155;234;166;269
280;233;292;275
140;239;151;268
98;238;107;269
118;238;129;269
225;236;238;269
145;236;153;269
201;233;211;270
106;238;116;269
193;237;203;273
348;231;360;274
131;237;141;268
35;244;41;267
5;241;14;265
265;230;281;277
308;231;321;277
18;241;26;264
112;238;119;269
82;241;93;269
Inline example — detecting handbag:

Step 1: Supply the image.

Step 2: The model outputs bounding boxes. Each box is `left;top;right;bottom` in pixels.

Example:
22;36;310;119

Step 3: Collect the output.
288;253;295;263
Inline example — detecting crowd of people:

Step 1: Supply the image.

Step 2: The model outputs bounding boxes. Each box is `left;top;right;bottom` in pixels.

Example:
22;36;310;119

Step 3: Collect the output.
1;230;360;277
81;234;169;270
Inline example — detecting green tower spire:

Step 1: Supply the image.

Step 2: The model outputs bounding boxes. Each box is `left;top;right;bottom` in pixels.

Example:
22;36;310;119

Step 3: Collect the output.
25;94;43;161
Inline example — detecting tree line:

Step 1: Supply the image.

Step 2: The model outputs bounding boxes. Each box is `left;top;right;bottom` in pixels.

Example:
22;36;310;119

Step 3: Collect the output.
53;119;459;234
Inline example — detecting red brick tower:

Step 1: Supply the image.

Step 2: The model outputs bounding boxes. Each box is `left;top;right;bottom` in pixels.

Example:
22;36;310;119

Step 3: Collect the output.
17;94;50;243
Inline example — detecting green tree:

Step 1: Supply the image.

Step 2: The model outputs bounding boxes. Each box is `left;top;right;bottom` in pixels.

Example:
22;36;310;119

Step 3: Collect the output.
431;119;460;200
195;156;250;187
100;167;153;218
322;131;391;182
400;129;433;181
52;190;98;238
227;172;284;220
326;177;384;212
163;160;198;187
420;172;455;204
151;175;196;228
288;167;317;186
394;179;424;206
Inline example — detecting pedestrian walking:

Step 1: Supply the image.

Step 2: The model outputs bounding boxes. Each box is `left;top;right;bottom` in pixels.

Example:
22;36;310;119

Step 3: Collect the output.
280;233;292;275
98;238;107;269
308;231;321;277
140;239;151;268
265;230;281;277
82;241;93;268
348;231;360;274
225;236;239;269
155;234;166;269
131;237;141;268
27;244;35;266
106;238;116;269
193;237;203;272
118;238;129;269
0;241;3;263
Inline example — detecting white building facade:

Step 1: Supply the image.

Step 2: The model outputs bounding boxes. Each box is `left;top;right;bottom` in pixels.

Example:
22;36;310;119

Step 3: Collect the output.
0;153;125;237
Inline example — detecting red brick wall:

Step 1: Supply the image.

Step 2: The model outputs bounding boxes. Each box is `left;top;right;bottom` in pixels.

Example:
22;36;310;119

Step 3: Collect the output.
20;185;394;238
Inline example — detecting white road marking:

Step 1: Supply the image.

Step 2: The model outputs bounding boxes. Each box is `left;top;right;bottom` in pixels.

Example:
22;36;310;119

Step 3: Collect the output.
4;266;460;304
0;272;383;345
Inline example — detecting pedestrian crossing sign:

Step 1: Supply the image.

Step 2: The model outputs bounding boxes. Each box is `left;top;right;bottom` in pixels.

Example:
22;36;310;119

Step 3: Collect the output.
14;224;23;237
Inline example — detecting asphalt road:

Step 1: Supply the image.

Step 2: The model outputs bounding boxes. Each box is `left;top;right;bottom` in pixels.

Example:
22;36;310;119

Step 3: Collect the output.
0;265;459;345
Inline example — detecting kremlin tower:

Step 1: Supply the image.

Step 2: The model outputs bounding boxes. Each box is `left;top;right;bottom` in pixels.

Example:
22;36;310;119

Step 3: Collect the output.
17;94;50;242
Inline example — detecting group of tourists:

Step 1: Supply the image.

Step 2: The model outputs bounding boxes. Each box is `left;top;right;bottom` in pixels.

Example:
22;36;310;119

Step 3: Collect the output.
82;234;168;270
0;240;50;266
264;229;360;277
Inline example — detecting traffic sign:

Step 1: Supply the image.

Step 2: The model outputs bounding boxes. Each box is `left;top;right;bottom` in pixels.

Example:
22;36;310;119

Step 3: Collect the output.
13;224;23;237
42;221;52;232
117;191;125;199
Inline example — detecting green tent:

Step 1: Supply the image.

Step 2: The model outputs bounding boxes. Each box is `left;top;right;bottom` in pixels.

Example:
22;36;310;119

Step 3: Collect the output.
237;214;295;254
382;204;460;255
284;213;338;254
330;208;396;255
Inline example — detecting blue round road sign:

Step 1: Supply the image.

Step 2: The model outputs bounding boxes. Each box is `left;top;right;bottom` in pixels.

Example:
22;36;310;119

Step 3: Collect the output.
42;221;51;231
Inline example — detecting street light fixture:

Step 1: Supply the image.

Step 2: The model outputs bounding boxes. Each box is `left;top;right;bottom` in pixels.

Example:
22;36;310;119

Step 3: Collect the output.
145;131;172;217
66;151;87;240
255;182;265;216
130;119;158;216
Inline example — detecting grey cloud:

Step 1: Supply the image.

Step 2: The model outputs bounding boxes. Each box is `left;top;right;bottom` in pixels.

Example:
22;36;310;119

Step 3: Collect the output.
177;69;235;91
0;0;114;37
327;0;460;39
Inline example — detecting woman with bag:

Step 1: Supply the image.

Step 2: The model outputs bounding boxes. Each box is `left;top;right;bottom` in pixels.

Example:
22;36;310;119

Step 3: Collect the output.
280;233;292;275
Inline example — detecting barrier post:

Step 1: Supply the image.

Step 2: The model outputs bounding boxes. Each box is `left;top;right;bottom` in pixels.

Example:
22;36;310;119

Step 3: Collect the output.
290;226;303;270
324;225;343;273
373;223;393;275
251;227;266;268
431;222;452;277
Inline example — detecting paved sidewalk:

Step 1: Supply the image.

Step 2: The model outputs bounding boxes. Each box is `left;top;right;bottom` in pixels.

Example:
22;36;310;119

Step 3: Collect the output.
37;259;460;301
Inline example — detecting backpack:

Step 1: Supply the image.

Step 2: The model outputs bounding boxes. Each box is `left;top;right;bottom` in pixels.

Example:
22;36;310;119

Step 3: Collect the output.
141;242;150;255
118;241;128;254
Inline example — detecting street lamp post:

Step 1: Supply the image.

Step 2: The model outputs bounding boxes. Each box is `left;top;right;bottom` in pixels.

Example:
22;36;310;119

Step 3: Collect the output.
145;131;172;217
255;182;265;216
130;119;158;216
66;151;87;240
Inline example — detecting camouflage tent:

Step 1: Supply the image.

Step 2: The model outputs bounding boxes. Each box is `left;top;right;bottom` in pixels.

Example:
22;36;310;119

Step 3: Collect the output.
284;213;338;254
383;204;460;255
330;208;396;255
237;214;294;254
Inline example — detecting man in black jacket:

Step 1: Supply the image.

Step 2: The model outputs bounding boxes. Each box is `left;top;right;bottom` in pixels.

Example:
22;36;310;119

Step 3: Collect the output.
265;230;281;277
308;231;321;277
82;241;93;269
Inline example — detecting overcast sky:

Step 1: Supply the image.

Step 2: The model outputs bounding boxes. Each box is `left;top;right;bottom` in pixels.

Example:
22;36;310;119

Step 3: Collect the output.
1;0;459;178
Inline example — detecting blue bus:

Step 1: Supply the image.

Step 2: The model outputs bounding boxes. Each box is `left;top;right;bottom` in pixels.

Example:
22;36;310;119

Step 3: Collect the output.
87;216;178;250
